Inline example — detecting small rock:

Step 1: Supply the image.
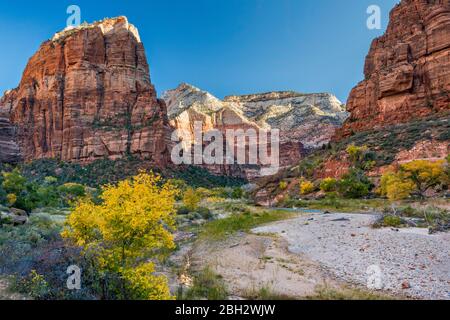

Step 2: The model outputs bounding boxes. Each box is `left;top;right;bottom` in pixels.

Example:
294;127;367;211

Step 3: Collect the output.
332;218;350;222
401;281;411;289
10;208;27;217
11;214;27;225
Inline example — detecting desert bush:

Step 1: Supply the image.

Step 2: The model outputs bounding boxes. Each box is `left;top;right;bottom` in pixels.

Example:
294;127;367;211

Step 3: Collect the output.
183;267;227;300
196;207;213;220
336;169;372;199
177;206;191;215
183;188;201;211
320;178;337;193
279;181;288;190
382;215;404;228
299;180;315;195
11;270;50;299
231;187;244;199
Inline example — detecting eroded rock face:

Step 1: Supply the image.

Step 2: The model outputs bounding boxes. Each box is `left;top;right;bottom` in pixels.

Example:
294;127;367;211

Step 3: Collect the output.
163;83;347;179
0;17;171;166
224;91;348;150
0;92;21;163
336;0;450;138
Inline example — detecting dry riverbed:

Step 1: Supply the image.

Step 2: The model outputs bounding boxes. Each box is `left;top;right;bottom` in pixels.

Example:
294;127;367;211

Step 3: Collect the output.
186;233;342;299
253;212;450;300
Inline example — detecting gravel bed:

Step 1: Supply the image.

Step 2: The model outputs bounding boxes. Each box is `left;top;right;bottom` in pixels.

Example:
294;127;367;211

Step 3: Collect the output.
253;212;450;300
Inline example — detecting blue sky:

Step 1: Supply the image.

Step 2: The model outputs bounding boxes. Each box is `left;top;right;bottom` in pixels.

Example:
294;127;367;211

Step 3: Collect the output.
0;0;398;102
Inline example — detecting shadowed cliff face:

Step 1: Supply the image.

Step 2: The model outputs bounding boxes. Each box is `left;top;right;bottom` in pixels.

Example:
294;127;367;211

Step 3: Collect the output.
336;0;450;139
0;97;21;163
0;17;171;166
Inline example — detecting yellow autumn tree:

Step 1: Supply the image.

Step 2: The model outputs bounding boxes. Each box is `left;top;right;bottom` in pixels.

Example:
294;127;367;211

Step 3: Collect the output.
445;155;450;187
379;172;415;201
380;160;446;200
300;180;315;195
183;188;201;211
399;160;446;198
62;172;179;300
346;144;368;164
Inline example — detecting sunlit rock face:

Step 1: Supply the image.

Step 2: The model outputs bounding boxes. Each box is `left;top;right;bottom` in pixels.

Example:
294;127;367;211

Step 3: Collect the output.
336;0;450;139
0;17;171;166
164;83;347;179
223;91;348;150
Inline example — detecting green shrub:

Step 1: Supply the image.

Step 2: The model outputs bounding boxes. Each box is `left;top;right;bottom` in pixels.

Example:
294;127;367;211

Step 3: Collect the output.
183;267;227;300
337;169;372;199
231;187;244;199
382;215;403;228
196;207;213;220
57;183;86;205
320;178;337;193
177;206;191;215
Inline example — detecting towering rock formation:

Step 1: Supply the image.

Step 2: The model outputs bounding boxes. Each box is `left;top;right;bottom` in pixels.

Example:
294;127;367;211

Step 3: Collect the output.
164;83;347;179
0;17;171;165
336;0;450;138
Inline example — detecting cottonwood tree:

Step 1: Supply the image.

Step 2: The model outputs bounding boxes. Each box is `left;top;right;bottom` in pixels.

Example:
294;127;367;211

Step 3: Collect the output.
62;172;178;300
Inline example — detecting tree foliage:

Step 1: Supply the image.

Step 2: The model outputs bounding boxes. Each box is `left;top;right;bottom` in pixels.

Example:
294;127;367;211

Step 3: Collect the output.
183;188;201;211
380;160;446;200
300;180;315;195
336;169;371;199
62;172;178;300
320;178;337;193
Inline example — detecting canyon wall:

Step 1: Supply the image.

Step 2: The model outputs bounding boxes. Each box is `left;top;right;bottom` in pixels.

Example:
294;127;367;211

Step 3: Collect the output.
164;83;347;179
0;17;171;166
336;0;449;139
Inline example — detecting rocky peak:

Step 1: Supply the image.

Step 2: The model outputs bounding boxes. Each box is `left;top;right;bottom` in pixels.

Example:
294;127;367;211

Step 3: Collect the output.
0;17;171;165
164;83;347;179
52;16;141;43
163;83;225;119
335;0;450;139
165;84;347;147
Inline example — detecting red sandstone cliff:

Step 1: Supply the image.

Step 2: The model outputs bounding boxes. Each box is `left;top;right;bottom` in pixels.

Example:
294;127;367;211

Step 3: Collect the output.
336;0;450;138
0;17;171;165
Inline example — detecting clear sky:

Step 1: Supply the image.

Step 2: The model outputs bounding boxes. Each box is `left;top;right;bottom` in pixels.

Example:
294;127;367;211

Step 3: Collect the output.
0;0;399;103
